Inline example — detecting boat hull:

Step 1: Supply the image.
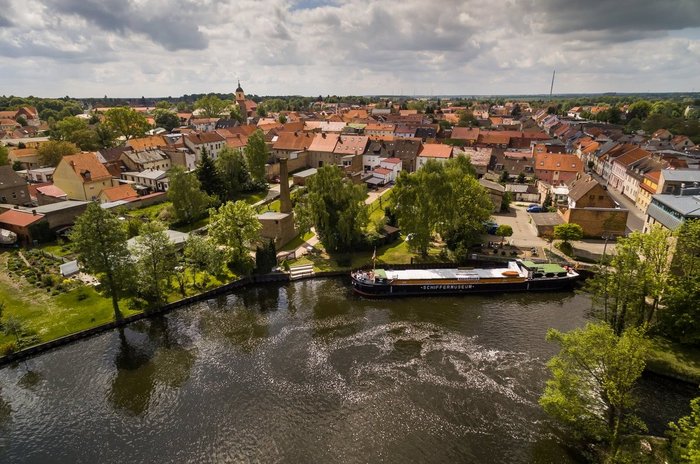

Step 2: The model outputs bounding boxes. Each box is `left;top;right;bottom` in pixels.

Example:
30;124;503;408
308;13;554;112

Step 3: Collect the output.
351;275;578;297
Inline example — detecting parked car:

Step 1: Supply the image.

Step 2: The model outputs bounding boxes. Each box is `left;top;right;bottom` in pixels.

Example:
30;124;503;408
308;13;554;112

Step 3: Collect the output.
483;221;499;234
526;204;545;213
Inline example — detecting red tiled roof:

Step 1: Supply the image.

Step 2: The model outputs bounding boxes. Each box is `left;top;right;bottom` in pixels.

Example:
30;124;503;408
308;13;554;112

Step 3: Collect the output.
419;143;453;158
0;209;44;227
61;153;112;182
101;184;138;202
273;131;314;151
334;135;369;155
535;153;584;173
36;184;67;198
308;133;339;153
373;167;392;175
381;157;401;165
186;132;225;145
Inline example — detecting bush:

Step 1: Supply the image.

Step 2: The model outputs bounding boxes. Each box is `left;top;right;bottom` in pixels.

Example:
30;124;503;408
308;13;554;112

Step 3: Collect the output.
76;288;88;301
1;341;17;355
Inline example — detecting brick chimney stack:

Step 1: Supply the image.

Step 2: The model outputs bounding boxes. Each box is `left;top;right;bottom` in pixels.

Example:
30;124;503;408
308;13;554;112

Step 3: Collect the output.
279;157;292;214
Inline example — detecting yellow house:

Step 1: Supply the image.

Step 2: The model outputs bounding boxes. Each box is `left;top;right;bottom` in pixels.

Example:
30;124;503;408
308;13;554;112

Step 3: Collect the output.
53;152;114;201
635;170;660;214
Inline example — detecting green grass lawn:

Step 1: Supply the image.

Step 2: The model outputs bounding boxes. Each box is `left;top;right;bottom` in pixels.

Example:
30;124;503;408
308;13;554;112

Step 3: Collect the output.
38;241;75;258
0;277;138;348
126;201;172;220
279;231;315;252
258;199;280;213
241;191;267;205
286;235;450;272
646;337;700;384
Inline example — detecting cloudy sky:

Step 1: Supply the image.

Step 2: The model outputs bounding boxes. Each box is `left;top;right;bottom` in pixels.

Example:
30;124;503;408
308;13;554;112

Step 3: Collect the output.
1;0;700;98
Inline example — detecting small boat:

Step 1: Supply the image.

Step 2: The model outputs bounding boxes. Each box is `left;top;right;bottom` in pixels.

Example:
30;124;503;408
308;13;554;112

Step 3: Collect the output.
350;260;579;297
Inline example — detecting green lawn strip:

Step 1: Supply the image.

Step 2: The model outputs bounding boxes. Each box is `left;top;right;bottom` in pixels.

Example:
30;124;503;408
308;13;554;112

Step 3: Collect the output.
279;231;315;252
126;201;172;220
241;191;267;205
38;242;75;258
257;199;280;213
171;217;210;233
646;337;700;384
0;279;137;347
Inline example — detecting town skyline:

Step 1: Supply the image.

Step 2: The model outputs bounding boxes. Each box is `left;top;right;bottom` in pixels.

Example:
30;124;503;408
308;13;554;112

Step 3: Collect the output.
2;0;700;98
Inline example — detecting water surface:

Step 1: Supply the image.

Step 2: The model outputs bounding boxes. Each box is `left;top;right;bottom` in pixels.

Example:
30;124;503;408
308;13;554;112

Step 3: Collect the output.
0;279;693;463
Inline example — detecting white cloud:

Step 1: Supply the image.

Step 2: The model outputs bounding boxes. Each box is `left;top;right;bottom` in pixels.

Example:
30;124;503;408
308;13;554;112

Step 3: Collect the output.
2;0;700;97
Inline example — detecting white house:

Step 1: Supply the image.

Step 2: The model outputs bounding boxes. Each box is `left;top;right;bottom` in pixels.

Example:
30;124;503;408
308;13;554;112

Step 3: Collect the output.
379;157;402;182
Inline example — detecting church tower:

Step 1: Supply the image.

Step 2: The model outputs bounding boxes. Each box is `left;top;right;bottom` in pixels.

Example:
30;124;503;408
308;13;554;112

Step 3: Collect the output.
235;80;247;118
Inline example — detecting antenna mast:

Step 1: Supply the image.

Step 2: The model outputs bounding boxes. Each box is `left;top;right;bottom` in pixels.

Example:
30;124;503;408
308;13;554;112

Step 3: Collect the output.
549;69;556;97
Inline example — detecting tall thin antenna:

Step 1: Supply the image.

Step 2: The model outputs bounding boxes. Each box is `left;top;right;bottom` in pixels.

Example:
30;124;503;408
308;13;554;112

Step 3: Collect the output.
549;69;556;97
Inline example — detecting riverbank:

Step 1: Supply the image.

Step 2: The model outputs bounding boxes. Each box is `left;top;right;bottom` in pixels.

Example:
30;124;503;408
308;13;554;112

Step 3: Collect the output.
2;250;699;386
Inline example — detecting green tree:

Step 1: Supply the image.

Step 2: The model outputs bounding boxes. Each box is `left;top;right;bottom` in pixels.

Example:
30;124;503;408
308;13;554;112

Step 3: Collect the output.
278;114;287;124
230;105;244;123
543;192;553;208
586;226;673;336
499;169;510;183
155;100;172;110
457;110;477;127
54;117;95;148
196;148;222;199
294;166;368;253
194;95;228;118
394;158;492;258
626;100;652;120
244;129;269;184
70;203;132;321
668;397;700;463
553;223;583;245
0;145;9;165
104;107;150;140
3;316;23;345
216;147;250;200
183;234;227;289
167;166;212;225
255;239;277;274
133;221;177;308
495;224;513;246
38;140;79;167
539;323;649;456
94;124;117;149
154;109;180;132
660;219;700;343
208;200;262;267
501;191;512;212
516;172;526;183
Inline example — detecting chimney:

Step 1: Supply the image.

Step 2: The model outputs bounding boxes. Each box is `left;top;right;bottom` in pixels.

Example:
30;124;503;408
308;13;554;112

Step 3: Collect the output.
32;209;36;215
279;158;292;214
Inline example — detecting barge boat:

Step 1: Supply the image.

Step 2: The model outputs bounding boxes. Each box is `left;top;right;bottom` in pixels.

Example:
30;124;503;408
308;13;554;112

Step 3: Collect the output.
350;260;579;297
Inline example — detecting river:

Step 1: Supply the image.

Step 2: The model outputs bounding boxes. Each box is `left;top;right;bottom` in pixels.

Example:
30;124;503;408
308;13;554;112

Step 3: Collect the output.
0;278;695;463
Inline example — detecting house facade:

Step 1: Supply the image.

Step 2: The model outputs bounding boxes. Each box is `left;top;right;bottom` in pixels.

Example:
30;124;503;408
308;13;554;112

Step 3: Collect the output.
52;153;114;201
0;165;31;206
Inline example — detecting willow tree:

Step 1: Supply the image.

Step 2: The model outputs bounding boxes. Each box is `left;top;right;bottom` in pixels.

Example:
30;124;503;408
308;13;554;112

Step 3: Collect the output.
294;165;368;253
70;203;132;321
393;156;492;259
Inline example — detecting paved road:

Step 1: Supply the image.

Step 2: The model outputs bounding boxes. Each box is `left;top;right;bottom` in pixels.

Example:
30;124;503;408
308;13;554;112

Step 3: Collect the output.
492;204;616;259
589;172;645;232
